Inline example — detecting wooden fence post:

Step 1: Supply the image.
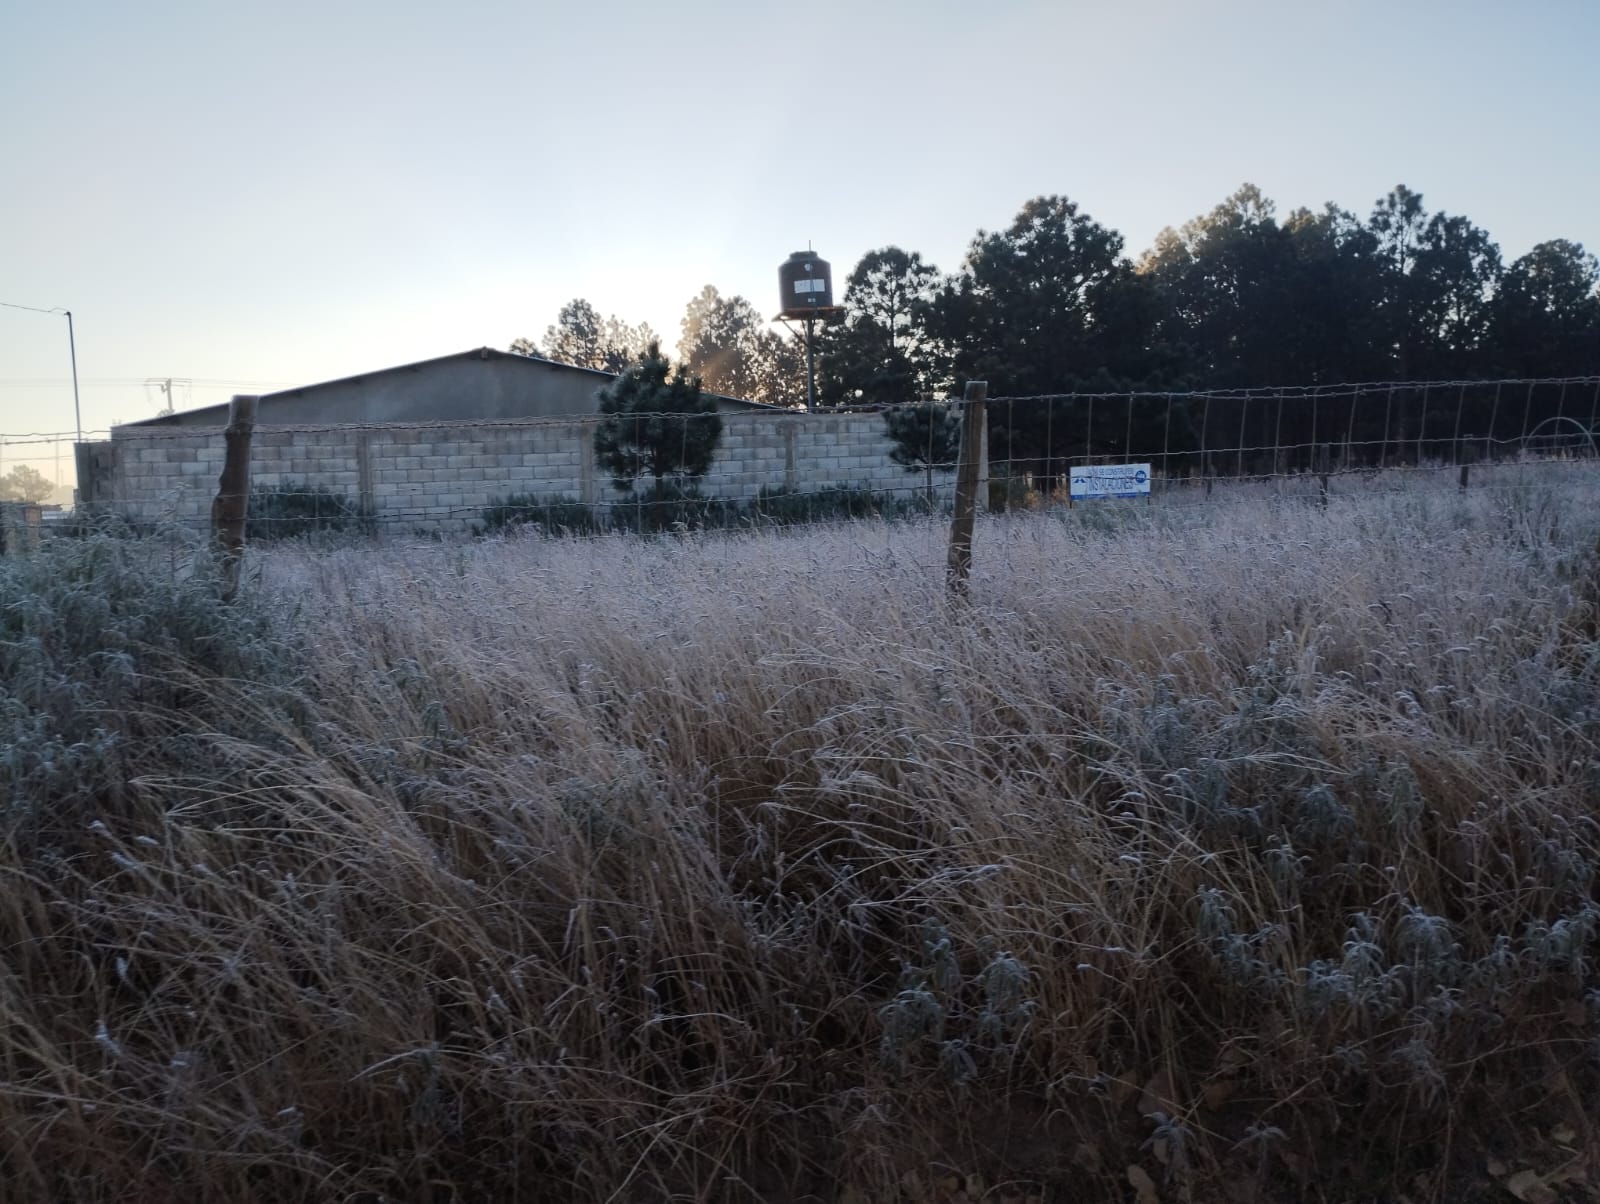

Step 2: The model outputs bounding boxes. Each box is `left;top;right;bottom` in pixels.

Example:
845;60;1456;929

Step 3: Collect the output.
946;380;988;599
211;394;258;602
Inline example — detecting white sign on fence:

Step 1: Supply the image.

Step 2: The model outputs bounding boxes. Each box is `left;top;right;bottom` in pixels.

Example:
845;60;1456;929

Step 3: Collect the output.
1069;463;1152;500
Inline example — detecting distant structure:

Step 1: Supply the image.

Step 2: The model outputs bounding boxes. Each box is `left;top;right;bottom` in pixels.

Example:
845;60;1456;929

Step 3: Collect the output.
776;250;842;411
0;501;43;555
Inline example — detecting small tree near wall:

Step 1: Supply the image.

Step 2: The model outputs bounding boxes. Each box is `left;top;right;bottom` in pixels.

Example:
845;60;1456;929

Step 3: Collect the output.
593;341;723;496
884;401;961;500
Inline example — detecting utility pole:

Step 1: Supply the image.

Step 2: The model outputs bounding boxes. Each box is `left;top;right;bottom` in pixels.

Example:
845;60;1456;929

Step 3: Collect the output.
65;311;81;444
0;302;80;441
148;377;183;416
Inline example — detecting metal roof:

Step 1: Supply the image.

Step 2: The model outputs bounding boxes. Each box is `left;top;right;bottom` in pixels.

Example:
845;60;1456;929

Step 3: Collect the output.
121;346;782;426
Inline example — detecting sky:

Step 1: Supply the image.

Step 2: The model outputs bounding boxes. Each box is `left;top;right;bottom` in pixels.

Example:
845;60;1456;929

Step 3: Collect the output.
3;0;1597;495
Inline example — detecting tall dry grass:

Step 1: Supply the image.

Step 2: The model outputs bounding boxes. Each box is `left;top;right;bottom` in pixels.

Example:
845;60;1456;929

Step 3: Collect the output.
3;470;1598;1202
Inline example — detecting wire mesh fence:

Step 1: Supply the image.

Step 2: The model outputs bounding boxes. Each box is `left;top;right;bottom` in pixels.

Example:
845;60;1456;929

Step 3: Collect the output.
8;377;1600;546
982;376;1600;497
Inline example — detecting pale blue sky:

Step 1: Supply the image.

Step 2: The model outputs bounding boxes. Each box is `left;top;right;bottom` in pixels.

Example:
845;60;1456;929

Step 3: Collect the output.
3;0;1597;466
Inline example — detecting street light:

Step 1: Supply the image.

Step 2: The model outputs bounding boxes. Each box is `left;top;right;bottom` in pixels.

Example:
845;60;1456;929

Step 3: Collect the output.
64;310;81;444
0;300;82;443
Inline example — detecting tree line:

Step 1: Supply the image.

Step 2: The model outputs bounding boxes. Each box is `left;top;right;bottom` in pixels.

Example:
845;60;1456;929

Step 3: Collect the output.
516;183;1599;404
514;183;1599;473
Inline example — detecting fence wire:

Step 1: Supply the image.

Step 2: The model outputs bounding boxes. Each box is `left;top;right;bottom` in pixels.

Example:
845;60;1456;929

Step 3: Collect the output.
8;377;1599;542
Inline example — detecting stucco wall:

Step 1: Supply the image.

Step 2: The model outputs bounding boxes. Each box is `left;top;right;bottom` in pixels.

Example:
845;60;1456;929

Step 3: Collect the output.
90;410;958;534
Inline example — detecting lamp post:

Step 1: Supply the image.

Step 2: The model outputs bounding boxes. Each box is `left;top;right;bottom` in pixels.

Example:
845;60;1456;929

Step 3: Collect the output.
0;300;82;442
65;310;81;444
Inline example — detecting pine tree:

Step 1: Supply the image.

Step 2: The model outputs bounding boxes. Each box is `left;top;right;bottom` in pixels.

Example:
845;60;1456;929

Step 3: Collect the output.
593;341;723;495
883;402;960;500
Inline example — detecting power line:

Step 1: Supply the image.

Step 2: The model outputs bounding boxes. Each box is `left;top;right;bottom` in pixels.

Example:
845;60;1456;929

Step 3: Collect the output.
0;377;296;389
0;432;111;445
0;300;67;315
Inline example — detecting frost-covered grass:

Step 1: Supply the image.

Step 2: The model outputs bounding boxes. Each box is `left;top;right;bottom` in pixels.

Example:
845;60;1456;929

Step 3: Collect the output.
3;467;1599;1202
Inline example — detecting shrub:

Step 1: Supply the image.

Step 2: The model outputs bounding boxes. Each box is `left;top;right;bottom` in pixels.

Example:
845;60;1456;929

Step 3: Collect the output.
246;481;368;541
748;485;928;526
0;530;300;844
477;493;602;536
606;482;745;534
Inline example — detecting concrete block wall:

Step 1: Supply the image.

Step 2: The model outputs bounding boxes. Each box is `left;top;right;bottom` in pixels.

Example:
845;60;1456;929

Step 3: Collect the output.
93;408;955;534
699;411;936;501
109;430;223;526
355;422;594;527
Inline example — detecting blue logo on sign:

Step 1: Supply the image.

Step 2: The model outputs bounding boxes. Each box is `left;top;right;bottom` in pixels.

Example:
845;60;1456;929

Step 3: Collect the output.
1134;469;1148;484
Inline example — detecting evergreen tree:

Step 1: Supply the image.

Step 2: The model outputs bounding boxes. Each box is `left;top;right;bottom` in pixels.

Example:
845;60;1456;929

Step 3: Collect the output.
1489;240;1600;376
922;195;1161;397
814;248;940;404
593;341;723;494
1279;204;1389;383
678;286;804;407
1410;213;1502;377
883;401;961;499
1139;184;1298;386
920;196;1173;475
541;299;658;372
1368;185;1432;378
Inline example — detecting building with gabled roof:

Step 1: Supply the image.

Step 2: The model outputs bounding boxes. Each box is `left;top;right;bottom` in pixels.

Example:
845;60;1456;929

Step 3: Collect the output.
122;347;780;429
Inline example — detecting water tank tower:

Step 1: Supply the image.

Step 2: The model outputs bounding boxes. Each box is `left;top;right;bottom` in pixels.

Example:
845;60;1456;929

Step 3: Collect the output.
779;250;835;318
775;249;842;410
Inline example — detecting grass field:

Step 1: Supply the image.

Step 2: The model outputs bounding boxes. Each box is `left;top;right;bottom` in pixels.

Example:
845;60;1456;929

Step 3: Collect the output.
3;469;1598;1202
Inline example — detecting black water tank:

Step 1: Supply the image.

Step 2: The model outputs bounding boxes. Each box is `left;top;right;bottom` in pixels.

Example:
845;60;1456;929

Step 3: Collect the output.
778;250;834;318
